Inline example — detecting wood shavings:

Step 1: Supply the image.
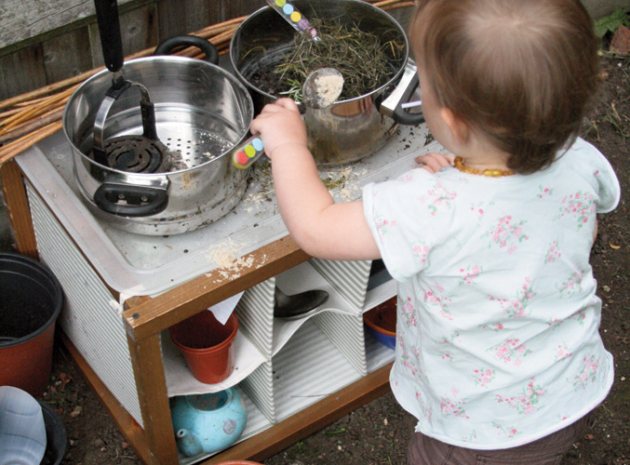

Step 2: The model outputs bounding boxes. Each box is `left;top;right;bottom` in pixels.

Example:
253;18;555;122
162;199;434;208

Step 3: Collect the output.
206;239;270;282
207;238;254;280
321;166;367;201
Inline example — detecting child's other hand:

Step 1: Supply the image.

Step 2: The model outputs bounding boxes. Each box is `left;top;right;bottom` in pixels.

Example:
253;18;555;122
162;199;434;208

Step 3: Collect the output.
249;98;308;160
415;152;455;173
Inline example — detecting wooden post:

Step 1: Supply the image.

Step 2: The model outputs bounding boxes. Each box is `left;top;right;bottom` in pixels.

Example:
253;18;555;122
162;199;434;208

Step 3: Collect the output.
127;332;180;465
0;159;38;257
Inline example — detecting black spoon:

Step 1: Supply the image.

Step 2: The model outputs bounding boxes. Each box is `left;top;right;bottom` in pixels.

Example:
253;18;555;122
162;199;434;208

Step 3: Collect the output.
274;287;329;320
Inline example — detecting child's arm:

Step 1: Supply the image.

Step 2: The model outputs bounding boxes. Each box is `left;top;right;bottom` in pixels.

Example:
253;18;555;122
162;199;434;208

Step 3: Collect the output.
250;98;381;261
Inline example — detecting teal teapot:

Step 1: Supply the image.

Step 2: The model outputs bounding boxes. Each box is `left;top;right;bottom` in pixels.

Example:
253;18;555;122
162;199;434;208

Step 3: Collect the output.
171;388;247;457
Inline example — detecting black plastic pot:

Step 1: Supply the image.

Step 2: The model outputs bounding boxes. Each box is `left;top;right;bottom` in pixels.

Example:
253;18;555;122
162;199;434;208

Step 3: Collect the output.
0;253;63;396
40;401;68;465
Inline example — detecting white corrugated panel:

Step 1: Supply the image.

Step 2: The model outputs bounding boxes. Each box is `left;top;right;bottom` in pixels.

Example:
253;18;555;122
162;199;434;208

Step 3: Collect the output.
313;311;367;376
26;183;143;425
272;320;363;422
236;278;275;358
240;361;275;424
310;258;371;308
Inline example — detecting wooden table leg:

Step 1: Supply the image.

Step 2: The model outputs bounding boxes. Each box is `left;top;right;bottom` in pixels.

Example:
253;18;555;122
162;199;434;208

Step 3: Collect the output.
127;332;180;465
0;159;38;257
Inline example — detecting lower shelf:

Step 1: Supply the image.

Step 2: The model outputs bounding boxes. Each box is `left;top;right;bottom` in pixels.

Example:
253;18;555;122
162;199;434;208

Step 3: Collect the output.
176;319;396;464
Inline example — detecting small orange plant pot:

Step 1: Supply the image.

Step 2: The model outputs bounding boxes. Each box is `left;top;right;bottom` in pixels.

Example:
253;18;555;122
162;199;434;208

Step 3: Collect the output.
170;311;239;384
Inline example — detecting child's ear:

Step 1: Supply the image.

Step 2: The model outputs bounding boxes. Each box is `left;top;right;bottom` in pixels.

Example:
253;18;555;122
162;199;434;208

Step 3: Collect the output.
440;107;470;143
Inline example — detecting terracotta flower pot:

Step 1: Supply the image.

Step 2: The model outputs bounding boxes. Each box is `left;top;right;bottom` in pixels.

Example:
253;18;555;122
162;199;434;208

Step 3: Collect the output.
0;253;63;396
170;311;239;384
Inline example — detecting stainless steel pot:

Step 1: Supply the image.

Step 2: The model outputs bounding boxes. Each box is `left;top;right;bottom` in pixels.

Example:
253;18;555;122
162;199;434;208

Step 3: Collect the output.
229;0;422;167
63;55;254;236
63;0;255;236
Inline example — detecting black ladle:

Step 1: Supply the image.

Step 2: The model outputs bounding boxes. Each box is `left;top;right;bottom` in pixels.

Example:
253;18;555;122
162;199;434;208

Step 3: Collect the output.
274;287;329;320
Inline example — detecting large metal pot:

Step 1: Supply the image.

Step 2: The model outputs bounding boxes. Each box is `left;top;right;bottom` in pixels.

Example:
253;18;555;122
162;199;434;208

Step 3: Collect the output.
64;0;255;236
229;0;422;167
63;54;254;236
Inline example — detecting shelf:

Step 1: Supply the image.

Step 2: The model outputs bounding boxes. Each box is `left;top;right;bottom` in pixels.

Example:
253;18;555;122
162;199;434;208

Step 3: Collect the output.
273;319;364;422
162;331;267;397
178;387;272;465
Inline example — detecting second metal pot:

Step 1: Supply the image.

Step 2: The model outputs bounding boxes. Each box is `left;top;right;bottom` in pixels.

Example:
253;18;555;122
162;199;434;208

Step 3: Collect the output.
229;0;423;167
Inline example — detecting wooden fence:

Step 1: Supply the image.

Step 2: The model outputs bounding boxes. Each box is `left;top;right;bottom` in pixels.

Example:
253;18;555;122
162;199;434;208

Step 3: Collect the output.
0;0;263;100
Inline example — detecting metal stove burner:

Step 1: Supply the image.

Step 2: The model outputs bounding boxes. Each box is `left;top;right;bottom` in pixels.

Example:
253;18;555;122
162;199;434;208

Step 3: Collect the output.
103;136;171;173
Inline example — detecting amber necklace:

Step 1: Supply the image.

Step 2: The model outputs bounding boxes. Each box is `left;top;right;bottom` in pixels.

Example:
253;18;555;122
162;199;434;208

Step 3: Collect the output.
453;156;514;177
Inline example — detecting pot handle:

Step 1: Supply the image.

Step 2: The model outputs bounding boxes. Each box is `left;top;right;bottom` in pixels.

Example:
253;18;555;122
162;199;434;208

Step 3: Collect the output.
154;35;219;65
94;183;168;217
379;60;425;126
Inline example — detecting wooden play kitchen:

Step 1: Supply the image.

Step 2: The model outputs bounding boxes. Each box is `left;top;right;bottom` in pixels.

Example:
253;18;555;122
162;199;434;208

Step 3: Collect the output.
0;1;422;464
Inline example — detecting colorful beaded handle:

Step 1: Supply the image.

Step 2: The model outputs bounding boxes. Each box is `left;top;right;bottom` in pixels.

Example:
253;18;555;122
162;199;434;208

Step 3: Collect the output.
232;136;265;169
265;0;320;41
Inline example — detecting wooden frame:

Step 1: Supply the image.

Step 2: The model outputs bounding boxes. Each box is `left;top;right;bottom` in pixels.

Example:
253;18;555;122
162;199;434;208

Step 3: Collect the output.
3;159;392;465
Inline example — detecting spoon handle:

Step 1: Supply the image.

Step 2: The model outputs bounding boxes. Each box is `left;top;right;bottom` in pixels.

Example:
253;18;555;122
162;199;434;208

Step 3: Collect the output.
265;0;320;41
232;136;265;170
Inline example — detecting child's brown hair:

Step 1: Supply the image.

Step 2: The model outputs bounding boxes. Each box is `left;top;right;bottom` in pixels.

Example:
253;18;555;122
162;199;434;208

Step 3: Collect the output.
411;0;599;174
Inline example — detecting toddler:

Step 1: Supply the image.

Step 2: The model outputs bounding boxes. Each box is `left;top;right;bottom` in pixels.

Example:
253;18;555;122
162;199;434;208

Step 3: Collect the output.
250;0;621;463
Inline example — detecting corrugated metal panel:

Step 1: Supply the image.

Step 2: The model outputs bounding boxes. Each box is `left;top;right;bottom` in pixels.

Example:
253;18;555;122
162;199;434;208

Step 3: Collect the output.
314;311;367;376
26;183;143;425
272;320;363;422
236;278;275;359
310;258;372;309
241;361;275;424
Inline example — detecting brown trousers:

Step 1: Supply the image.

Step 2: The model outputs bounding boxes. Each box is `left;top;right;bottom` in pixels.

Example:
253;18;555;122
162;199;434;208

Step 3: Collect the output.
407;415;590;465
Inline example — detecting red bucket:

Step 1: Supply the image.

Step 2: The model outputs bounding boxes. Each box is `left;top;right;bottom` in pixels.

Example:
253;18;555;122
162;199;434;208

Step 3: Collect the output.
170;311;238;384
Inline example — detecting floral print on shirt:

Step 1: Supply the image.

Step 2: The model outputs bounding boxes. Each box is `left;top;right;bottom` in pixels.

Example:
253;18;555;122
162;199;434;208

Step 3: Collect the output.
545;240;562;263
422;182;457;216
573;355;600;388
412;244;430;267
487;215;529;254
496;378;545;415
473;367;496;387
493;422;520;439
558;269;586;297
537;185;554;199
491;338;532;366
559;191;596;228
375;217;398;237
490;277;536;318
424;283;453;320
459;265;481;285
400;296;418;327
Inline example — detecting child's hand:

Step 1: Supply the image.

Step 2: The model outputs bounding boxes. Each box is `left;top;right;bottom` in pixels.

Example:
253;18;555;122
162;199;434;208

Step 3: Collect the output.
249;98;308;160
415;152;455;173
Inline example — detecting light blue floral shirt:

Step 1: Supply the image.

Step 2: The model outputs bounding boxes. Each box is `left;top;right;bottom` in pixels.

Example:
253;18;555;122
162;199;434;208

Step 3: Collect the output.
363;138;620;449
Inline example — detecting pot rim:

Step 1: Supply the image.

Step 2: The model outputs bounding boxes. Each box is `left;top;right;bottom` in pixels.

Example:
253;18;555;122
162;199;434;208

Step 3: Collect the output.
229;0;411;105
0;252;63;348
63;55;255;176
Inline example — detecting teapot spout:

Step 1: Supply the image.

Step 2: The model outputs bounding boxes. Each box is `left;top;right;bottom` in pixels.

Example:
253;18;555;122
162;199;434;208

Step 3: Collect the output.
176;428;203;457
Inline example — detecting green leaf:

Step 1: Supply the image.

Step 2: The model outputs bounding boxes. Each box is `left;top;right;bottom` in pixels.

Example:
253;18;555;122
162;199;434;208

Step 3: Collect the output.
594;9;630;38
